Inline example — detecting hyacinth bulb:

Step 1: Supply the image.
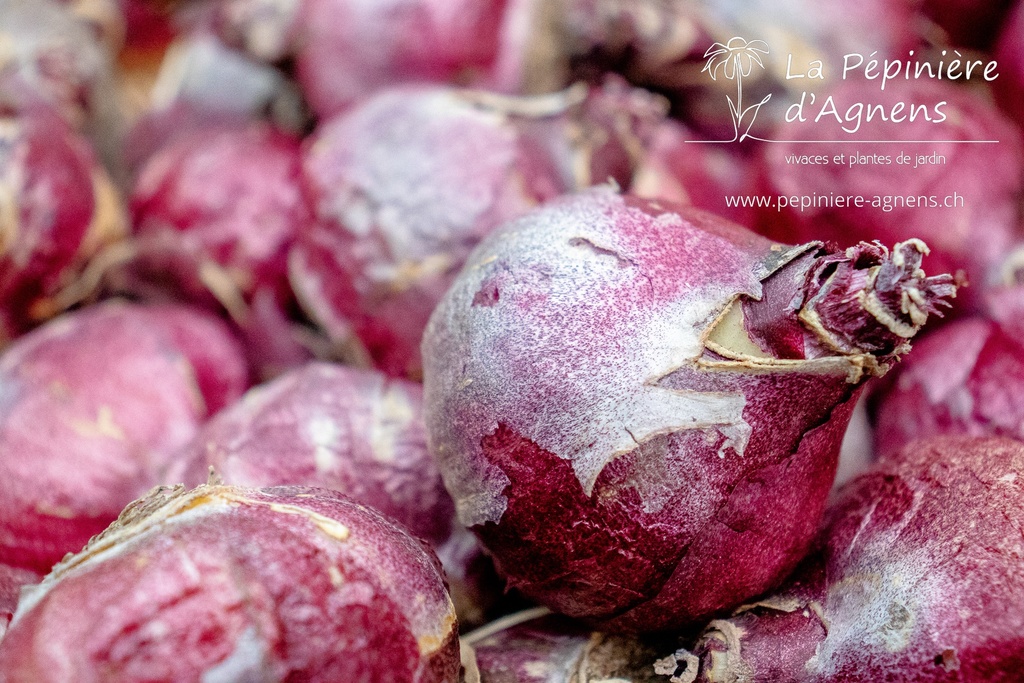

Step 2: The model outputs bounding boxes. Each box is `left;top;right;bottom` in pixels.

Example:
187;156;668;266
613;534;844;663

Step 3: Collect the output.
422;187;956;632
0;111;126;342
291;82;664;378
0;484;461;681
682;436;1024;682
0;302;248;573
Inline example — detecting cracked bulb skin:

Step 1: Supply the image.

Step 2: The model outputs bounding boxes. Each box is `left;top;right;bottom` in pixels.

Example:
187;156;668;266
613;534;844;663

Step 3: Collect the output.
422;188;955;633
0;484;460;682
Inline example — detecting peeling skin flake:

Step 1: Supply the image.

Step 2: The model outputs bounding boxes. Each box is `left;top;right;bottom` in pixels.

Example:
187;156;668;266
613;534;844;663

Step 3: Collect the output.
426;189;947;526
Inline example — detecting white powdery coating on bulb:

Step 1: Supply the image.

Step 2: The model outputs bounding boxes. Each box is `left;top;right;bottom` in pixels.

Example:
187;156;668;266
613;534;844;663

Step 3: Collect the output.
200;626;277;683
813;548;944;674
425;189;787;527
811;453;1024;678
309;87;520;282
368;381;418;465
306;414;341;472
809;501;972;681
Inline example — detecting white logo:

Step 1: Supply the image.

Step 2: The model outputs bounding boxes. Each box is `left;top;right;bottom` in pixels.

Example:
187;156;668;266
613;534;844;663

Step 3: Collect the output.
702;37;772;142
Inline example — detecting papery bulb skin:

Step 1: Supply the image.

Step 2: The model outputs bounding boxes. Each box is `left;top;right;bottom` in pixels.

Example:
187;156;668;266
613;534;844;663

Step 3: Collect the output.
125;122;313;378
871;318;1024;457
122;27;308;179
172;363;452;544
870;255;1024;457
171;362;508;627
461;610;683;683
0;0;126;175
296;0;510;118
834;393;874;488
422;188;955;633
130;123;305;306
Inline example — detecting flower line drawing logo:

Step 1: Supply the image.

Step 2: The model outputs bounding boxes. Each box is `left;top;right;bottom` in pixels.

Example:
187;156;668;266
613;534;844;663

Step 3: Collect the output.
702;37;772;142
